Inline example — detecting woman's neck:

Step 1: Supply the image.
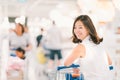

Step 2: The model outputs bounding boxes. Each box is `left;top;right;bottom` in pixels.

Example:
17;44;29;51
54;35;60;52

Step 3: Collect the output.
16;31;23;36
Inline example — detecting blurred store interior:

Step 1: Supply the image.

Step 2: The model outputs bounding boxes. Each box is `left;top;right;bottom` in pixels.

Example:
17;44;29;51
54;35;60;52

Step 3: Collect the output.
0;0;120;80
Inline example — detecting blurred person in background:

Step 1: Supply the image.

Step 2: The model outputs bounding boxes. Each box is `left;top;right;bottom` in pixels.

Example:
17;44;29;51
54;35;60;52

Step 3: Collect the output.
36;28;44;47
8;23;35;80
9;23;32;53
7;47;26;71
45;21;63;70
64;15;112;80
116;27;120;34
6;47;26;80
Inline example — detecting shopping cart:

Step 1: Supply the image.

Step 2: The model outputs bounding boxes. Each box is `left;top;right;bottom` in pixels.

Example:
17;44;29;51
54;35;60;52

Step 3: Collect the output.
48;64;84;80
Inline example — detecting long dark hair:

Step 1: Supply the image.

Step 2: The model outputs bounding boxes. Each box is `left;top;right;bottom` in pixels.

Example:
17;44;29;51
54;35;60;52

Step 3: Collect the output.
72;15;103;44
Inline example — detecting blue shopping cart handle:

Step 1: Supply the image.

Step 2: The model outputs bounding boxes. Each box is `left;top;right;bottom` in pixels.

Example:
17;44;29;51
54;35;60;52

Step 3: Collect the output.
109;65;113;70
57;64;80;71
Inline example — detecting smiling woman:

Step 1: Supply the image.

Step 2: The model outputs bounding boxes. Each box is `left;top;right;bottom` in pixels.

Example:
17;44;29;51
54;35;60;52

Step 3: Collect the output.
64;15;112;80
73;20;89;41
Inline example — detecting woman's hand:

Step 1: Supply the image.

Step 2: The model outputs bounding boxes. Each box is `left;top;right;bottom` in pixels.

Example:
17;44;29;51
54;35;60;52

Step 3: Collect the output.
72;68;80;77
24;44;32;51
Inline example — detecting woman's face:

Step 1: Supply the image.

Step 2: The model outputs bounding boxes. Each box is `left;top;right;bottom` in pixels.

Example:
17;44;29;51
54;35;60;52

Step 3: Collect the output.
74;20;89;40
15;24;22;33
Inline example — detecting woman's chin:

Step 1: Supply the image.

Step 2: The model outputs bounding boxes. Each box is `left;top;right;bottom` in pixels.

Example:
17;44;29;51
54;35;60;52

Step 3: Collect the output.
78;37;82;40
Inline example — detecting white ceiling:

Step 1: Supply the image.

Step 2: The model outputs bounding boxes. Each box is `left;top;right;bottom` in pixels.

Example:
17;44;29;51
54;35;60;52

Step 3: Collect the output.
0;0;77;17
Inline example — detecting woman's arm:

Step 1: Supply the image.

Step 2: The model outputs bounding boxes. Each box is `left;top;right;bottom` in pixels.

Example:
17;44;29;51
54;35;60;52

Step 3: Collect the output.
24;43;32;51
64;44;85;66
24;33;32;51
107;53;112;65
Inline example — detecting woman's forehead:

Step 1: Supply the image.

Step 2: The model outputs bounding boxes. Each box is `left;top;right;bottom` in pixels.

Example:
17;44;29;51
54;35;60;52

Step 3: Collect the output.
75;21;84;26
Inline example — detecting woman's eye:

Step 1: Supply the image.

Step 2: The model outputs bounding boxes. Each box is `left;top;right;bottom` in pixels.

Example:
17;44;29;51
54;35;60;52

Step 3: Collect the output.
74;26;83;29
79;27;82;29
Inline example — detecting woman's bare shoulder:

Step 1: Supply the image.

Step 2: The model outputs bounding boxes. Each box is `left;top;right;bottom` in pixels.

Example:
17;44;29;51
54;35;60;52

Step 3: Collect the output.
76;43;85;49
74;43;85;52
73;43;85;57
